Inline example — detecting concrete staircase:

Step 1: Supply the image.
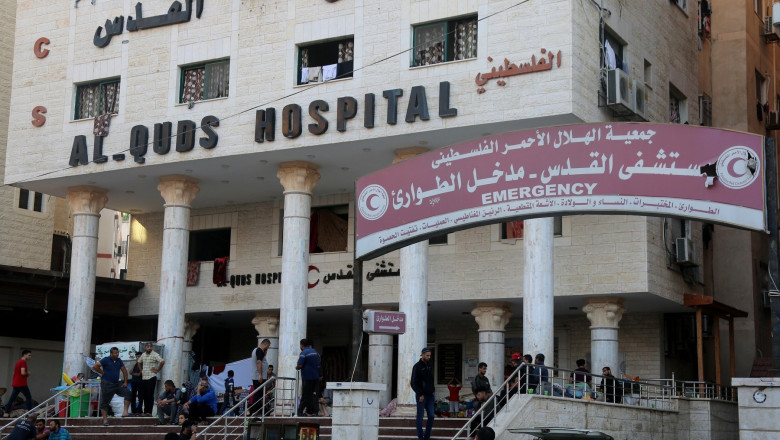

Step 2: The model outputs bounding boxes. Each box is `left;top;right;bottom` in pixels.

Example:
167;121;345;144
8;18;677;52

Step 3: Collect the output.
1;415;468;440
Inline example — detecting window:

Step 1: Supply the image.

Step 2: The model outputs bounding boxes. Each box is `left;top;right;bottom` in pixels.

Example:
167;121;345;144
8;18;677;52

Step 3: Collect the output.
298;37;354;85
411;15;477;67
188;228;231;261
279;205;350;255
429;233;448;245
17;188;44;213
435;343;462;385
672;0;687;12
74;78;120;120
643;59;652;87
669;84;687;124
501;217;563;239
601;29;626;72
180;59;230;104
699;94;712;126
756;71;767;121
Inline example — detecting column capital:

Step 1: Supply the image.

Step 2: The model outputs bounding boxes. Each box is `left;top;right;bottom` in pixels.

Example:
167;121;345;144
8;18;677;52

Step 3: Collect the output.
184;318;200;342
158;175;200;205
393;147;429;164
66;186;108;214
277;162;320;193
252;311;280;337
583;298;626;328
471;302;512;331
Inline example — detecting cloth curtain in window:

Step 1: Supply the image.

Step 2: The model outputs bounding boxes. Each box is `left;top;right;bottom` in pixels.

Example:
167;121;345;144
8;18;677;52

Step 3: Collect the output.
505;220;524;239
77;84;100;119
204;61;230;99
454;18;477;60
101;81;120;114
316;209;348;252
414;22;446;66
182;68;205;103
300;48;309;68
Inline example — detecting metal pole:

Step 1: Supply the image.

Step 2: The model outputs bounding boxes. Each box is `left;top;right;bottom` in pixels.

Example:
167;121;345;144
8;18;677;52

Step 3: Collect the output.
766;137;780;369
352;259;364;380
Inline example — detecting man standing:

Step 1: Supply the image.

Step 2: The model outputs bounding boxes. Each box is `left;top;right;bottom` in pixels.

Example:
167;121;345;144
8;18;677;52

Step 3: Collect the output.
93;347;132;425
129;351;143;414
5;413;36;440
137;342;165;416
46;420;71;440
570;358;591;386
252;339;272;389
471;362;491;409
157;380;182;425
411;347;435;440
250;339;271;414
295;338;321;417
3;350;33;417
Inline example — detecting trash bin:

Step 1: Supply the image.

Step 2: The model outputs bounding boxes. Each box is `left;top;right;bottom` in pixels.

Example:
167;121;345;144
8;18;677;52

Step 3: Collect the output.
68;388;91;418
51;386;68;417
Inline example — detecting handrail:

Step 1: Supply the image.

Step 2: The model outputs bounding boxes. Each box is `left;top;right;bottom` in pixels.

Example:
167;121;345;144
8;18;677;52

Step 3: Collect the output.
450;364;735;440
1;381;85;438
195;375;300;440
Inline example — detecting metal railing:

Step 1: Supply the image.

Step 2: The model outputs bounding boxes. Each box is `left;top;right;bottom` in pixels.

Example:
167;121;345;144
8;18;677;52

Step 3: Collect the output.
196;376;300;440
1;381;91;439
451;364;735;440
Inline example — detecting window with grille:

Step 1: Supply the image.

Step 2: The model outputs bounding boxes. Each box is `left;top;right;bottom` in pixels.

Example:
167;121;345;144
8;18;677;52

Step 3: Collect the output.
669;84;688;124
180;59;230;104
17;188;45;213
298;37;354;85
411;15;477;67
74;78;120;120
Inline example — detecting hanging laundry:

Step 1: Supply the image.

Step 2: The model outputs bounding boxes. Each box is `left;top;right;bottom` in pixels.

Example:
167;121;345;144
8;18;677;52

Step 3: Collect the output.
605;40;617;70
322;64;338;81
300;67;309;84
187;261;200;286
213;256;229;285
93;113;112;136
307;66;322;83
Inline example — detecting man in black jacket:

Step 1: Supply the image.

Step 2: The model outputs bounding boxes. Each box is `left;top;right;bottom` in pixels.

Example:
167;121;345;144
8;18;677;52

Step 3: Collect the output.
411;347;435;440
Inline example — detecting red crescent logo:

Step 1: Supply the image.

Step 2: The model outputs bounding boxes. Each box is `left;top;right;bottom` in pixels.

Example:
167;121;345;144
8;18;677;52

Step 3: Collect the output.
308;265;319;289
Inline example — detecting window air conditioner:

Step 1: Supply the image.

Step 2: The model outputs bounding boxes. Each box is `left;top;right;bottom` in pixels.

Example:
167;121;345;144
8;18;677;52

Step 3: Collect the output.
675;237;696;266
633;82;648;121
606;69;634;114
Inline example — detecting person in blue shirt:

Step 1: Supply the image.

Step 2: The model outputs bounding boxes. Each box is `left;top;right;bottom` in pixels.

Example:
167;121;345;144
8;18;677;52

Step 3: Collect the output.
47;420;71;440
220;370;235;415
93;347;132;426
295;338;321;416
6;413;36;440
183;382;217;424
534;353;550;395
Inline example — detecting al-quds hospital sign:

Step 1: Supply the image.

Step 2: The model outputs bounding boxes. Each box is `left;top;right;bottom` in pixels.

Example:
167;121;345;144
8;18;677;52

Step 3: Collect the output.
355;123;765;260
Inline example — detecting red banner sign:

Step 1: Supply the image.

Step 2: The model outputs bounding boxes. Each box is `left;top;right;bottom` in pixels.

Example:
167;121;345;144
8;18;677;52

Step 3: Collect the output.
355;123;765;259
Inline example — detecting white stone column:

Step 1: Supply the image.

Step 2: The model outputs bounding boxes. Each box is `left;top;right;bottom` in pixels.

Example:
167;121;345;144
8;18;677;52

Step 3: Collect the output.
63;187;108;378
277;162;320;379
472;302;512;389
252;312;280;372
182;318;200;384
368;333;393;407
394;147;431;407
156;176;199;386
523;218;555;367
583;298;625;374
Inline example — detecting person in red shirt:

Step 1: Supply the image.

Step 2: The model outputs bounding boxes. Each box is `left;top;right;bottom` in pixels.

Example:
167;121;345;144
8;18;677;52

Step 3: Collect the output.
3;350;33;417
447;377;462;415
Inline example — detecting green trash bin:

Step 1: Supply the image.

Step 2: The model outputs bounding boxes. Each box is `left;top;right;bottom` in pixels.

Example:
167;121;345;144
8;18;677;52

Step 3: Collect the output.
68;389;91;418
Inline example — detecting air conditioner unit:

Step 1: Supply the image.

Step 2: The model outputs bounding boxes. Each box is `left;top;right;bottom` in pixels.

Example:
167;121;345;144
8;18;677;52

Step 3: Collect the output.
675;237;696;266
633;82;648;121
766;16;774;35
698;95;712;126
767;110;780;129
606;68;634;114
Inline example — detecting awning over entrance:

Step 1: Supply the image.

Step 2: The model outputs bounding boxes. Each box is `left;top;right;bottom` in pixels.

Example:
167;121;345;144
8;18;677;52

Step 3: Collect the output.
0;264;143;317
684;293;748;388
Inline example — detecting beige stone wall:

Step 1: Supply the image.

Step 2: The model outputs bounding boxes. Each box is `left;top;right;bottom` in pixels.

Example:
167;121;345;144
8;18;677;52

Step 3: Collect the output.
0;0;58;270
